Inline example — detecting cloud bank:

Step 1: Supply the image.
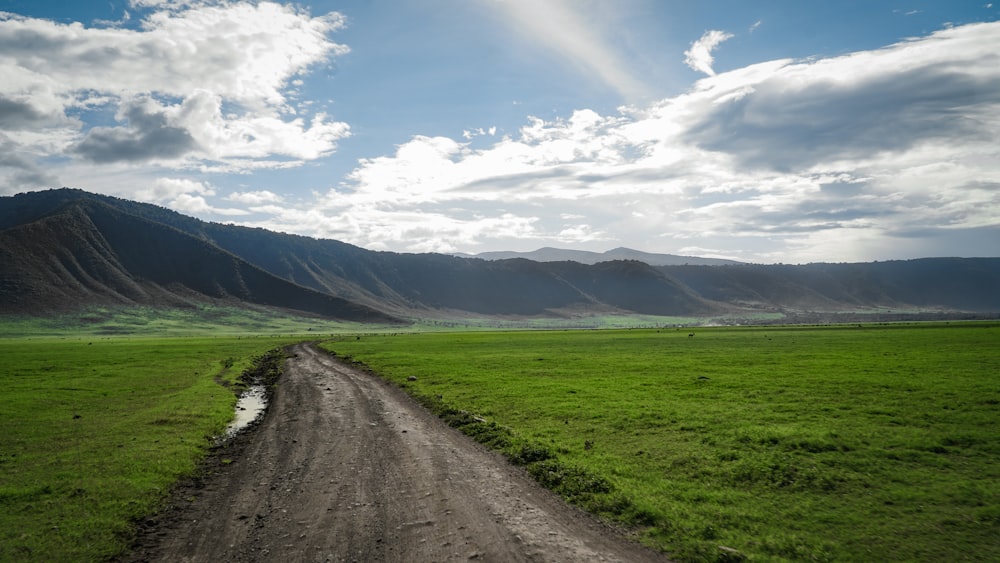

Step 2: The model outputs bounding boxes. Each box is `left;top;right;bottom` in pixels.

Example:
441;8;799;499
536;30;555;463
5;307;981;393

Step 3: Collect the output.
0;1;349;190
247;21;1000;263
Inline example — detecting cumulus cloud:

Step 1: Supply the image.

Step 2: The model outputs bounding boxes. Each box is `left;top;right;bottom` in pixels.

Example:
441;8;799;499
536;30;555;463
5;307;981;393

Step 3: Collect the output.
0;1;349;188
462;126;498;140
241;21;1000;261
133;177;248;216
684;23;1000;171
135;177;212;202
0;134;60;192
227;190;285;205
72;97;198;163
684;30;733;76
169;192;249;216
246;202;543;254
0;3;346;106
0;95;67;130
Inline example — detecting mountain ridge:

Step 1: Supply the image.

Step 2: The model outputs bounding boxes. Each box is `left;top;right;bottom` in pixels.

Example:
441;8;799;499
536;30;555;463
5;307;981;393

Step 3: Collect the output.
2;188;999;322
0;189;723;319
455;246;740;266
0;192;403;322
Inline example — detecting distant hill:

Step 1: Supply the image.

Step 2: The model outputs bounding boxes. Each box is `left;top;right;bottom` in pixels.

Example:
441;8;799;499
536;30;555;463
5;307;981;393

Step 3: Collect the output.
2;189;998;322
460;247;740;266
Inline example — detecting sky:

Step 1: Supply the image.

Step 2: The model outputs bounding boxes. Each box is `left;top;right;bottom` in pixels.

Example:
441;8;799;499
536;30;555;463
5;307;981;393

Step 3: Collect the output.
1;0;998;264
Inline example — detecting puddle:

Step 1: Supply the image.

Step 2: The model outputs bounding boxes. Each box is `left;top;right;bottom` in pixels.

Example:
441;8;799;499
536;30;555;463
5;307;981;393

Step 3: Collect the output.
224;385;267;439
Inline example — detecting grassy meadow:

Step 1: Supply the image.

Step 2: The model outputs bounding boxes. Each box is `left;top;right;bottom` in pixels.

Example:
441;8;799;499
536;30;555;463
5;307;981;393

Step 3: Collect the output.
0;305;368;338
0;336;297;562
325;322;1000;562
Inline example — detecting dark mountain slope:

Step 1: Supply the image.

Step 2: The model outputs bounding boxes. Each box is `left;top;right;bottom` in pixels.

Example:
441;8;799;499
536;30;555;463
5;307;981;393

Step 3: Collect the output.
660;264;859;310
663;259;1000;312
142;213;719;315
3;189;998;319
544;259;717;315
194;225;410;310
82;202;400;322
813;259;1000;311
0;205;187;312
0;196;401;322
0;189;719;317
366;256;721;316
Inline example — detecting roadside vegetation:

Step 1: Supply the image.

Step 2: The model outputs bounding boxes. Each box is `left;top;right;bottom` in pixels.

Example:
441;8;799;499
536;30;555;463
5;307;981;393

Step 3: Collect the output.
0;337;296;561
325;322;1000;561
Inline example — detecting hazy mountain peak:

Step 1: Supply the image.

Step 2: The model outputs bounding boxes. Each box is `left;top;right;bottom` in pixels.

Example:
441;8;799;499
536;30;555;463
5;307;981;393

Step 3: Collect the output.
464;247;741;266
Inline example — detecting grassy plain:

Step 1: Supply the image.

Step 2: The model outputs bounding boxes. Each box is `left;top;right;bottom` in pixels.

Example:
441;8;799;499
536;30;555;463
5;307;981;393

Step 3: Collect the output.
0;336;297;562
326;323;1000;562
0;305;366;338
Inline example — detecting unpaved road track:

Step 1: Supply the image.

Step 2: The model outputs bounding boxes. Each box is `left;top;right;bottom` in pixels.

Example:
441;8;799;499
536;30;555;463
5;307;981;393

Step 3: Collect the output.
124;343;668;562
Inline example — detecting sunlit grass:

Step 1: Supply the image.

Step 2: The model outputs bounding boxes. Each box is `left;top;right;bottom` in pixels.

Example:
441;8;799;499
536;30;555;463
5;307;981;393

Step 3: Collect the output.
326;322;1000;561
0;337;296;561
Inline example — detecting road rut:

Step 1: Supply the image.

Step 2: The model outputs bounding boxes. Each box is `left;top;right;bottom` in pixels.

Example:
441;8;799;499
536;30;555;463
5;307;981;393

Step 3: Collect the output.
124;343;668;562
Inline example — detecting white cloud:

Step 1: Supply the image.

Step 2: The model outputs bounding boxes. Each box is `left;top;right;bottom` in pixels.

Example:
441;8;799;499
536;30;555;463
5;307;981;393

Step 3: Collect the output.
227;190;285;205
0;133;60;192
170;90;350;162
127;0;194;7
684;30;734;76
246;21;1000;262
244;202;542;254
0;2;349;189
132;177;248;216
0;3;346;109
169;193;217;214
683;22;1000;170
556;224;608;243
462;127;498;140
135;176;213;202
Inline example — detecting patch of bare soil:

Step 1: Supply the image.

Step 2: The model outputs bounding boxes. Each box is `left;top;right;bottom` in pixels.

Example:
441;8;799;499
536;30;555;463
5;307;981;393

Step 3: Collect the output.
122;343;669;562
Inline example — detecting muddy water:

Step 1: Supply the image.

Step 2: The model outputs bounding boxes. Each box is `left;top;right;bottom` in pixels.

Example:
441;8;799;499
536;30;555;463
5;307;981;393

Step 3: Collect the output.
224;385;267;439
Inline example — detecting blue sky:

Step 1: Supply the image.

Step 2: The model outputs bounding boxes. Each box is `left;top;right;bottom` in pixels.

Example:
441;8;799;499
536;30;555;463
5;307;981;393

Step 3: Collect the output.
1;0;998;263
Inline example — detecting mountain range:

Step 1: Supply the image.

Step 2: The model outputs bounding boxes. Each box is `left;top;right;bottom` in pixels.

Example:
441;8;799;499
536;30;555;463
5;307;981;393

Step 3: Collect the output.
455;248;739;266
2;188;998;323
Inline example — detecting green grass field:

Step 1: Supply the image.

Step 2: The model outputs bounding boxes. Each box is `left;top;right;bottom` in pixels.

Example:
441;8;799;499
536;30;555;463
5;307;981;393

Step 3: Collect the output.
0;305;371;338
325;323;1000;562
0;336;297;562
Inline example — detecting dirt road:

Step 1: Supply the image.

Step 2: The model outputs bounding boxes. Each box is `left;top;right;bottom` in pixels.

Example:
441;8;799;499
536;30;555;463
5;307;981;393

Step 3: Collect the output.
125;343;668;562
